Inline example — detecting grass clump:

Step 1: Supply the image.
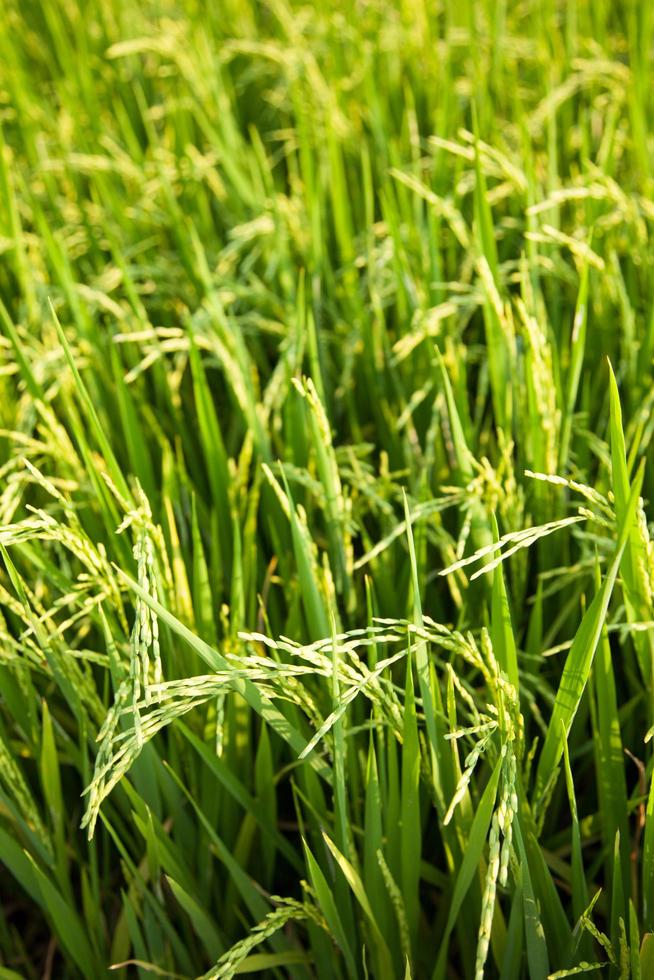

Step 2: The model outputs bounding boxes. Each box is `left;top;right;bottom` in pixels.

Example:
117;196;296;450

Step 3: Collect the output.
1;0;654;977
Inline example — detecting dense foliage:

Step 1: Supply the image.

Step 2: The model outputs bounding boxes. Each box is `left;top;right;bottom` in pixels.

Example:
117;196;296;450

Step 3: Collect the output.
1;0;654;977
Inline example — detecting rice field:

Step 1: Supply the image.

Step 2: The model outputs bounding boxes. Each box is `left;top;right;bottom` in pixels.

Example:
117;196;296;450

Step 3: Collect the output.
1;1;654;977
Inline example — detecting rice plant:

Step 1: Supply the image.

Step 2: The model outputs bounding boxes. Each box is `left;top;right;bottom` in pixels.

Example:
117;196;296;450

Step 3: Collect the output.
1;0;654;977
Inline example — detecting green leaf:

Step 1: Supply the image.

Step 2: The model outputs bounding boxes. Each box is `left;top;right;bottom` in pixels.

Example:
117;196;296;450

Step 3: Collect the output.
591;559;630;906
558;249;590;469
50;302;132;503
490;513;520;696
304;840;358;980
233;951;313;973
630;902;641;980
322;832;394;979
513;821;549;980
40;700;69;896
561;724;587;923
432;750;503;980
640;933;654;978
25;853;98;977
166;875;224;961
608;360;654;686
533;462;645;806
400;656;421;953
179;722;302;873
